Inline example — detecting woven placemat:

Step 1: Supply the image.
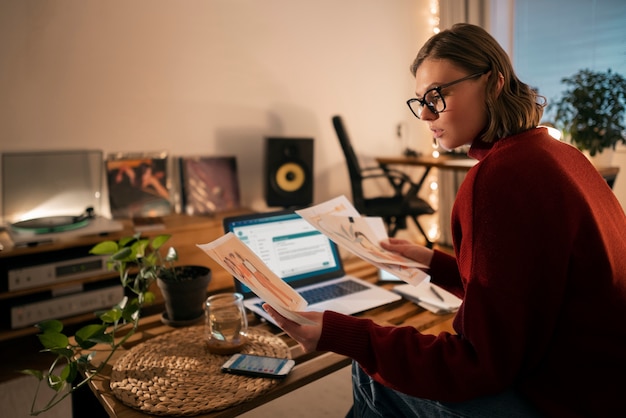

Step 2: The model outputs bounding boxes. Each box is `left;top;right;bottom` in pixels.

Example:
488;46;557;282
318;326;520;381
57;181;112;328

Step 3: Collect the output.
110;326;290;416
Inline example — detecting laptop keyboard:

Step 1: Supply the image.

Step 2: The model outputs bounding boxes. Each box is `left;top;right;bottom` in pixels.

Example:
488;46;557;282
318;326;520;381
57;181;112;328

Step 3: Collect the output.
254;280;370;312
299;280;369;305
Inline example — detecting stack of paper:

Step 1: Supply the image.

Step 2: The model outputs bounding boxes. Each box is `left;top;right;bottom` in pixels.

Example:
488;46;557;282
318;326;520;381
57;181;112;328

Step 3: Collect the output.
393;279;462;314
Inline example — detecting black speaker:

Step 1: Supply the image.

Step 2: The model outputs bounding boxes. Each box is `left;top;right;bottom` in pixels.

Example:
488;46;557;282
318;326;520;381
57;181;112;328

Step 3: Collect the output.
264;137;314;208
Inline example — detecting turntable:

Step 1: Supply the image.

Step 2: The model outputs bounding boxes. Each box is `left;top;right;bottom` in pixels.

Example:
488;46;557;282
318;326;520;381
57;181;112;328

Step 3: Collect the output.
11;207;96;234
6;207;124;247
2;150;124;246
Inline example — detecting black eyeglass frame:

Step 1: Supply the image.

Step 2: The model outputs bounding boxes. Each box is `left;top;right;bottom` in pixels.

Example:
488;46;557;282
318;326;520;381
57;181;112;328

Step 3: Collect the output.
407;71;488;119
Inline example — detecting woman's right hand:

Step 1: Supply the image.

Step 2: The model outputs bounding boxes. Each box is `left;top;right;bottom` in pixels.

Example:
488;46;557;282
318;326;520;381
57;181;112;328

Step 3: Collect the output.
380;237;434;268
262;304;323;353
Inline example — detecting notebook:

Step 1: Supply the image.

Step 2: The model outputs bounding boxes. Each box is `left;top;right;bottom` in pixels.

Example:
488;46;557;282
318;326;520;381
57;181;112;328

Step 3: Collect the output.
222;210;401;324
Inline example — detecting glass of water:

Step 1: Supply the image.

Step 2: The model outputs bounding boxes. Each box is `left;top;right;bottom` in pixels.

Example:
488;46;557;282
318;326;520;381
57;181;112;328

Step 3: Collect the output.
205;292;248;354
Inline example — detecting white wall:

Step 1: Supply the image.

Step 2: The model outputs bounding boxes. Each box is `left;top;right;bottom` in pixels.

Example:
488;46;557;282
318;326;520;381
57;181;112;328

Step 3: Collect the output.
0;0;434;215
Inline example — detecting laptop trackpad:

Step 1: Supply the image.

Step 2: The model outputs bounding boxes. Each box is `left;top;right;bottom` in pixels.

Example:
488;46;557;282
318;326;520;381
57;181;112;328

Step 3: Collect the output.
309;290;399;315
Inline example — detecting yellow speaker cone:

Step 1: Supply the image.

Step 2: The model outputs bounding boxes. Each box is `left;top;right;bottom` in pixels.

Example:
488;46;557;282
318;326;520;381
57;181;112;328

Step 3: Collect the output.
275;162;305;192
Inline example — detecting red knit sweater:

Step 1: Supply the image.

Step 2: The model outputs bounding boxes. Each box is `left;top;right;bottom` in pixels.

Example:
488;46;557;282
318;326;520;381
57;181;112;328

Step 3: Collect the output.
317;128;626;417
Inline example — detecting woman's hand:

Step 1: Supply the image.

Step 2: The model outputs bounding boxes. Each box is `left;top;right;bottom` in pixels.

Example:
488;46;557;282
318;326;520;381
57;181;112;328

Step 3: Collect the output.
380;237;434;268
262;304;324;353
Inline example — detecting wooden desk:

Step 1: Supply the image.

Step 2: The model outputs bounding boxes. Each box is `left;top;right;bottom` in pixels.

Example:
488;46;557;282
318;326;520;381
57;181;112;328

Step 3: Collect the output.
376;154;475;199
80;257;455;418
376;154;620;189
600;166;620;189
376;154;476;172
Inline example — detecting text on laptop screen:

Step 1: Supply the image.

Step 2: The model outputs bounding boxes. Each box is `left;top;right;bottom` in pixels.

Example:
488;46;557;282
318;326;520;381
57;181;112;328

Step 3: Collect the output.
225;212;342;294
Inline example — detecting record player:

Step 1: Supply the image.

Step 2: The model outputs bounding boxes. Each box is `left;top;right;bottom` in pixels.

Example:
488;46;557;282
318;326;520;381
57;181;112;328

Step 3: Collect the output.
1;150;123;246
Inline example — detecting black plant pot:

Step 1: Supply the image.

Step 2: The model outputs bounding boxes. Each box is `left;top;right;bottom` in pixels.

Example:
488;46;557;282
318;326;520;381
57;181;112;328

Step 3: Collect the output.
157;266;211;326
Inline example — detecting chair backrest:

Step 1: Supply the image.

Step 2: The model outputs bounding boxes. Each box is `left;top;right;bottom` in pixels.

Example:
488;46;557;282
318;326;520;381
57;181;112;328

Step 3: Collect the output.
332;115;366;209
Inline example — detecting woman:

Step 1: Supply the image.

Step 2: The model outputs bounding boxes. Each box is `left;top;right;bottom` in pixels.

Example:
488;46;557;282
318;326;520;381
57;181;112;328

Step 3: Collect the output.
265;23;626;417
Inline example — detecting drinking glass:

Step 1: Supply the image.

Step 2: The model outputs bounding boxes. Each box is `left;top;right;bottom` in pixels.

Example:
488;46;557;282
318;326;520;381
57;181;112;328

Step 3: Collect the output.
205;292;248;354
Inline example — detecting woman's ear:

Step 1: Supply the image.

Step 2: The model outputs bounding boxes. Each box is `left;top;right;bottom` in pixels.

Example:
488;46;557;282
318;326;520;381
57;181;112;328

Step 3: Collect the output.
495;72;505;97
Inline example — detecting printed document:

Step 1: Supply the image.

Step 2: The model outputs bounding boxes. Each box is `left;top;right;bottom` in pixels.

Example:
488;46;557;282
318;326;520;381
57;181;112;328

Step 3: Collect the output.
295;196;429;285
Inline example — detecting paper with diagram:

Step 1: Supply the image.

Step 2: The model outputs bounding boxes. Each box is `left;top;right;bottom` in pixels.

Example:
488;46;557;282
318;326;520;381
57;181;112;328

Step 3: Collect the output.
295;195;429;286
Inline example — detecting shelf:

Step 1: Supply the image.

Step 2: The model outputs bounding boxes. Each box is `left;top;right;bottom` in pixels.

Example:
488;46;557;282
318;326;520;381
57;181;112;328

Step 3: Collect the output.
0;210;252;344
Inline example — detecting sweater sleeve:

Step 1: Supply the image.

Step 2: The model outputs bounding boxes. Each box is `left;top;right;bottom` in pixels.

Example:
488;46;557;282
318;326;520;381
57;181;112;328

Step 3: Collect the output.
317;310;483;401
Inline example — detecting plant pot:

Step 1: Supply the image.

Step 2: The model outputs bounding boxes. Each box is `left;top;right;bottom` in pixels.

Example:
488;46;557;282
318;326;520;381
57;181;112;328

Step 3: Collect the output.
157;266;211;325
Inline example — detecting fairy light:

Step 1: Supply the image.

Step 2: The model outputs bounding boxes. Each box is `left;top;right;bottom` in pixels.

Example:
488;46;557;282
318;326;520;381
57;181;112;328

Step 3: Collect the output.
429;0;440;34
429;0;440;159
421;0;442;243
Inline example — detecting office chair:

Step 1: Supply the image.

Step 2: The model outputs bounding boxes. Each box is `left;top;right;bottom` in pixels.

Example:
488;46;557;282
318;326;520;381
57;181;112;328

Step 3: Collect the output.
332;115;435;248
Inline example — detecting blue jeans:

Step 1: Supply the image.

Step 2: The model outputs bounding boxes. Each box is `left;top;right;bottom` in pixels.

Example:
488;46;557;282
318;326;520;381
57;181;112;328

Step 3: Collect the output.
346;361;542;418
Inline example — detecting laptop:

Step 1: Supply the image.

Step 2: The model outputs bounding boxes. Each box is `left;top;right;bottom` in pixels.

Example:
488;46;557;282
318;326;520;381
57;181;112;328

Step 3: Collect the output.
223;210;401;324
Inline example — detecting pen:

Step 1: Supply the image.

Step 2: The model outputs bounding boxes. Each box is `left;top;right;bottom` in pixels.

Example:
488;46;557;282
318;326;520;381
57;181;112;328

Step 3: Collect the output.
429;285;445;302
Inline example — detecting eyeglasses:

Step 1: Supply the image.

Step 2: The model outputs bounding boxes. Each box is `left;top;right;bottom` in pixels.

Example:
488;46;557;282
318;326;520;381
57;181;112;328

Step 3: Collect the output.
406;71;487;119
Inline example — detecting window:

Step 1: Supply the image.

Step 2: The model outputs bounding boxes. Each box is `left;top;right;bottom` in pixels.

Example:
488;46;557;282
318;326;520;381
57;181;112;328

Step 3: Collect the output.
513;0;626;123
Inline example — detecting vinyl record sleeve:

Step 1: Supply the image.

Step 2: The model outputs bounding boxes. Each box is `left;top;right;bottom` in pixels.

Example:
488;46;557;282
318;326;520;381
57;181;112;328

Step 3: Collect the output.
180;156;241;215
106;154;172;218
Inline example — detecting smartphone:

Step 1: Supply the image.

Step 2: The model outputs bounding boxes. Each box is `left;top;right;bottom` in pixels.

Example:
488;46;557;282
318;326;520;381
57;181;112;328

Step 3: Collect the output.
221;353;295;378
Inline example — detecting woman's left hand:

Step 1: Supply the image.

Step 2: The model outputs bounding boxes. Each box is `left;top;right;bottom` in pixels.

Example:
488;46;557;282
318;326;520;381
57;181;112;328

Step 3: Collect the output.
262;304;324;353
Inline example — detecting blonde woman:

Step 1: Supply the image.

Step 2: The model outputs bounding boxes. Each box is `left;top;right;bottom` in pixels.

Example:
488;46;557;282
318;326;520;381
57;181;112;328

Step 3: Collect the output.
265;23;626;417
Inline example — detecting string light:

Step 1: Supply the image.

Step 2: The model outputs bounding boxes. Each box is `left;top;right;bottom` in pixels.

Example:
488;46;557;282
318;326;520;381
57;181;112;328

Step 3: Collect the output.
429;0;440;34
430;0;440;159
423;0;442;243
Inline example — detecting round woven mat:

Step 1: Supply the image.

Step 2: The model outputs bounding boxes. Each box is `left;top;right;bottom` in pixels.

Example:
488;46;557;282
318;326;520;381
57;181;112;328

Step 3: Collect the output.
110;326;290;416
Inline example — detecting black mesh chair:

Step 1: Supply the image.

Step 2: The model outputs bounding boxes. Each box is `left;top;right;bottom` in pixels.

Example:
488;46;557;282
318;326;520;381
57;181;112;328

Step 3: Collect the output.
332;115;435;248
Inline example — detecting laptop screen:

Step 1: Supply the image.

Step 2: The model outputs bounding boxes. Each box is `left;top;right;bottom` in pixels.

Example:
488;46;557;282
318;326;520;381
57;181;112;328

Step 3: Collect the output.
223;210;345;297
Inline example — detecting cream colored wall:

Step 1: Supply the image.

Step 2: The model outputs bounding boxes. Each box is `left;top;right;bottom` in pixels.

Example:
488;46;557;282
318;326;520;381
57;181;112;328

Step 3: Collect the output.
0;0;433;215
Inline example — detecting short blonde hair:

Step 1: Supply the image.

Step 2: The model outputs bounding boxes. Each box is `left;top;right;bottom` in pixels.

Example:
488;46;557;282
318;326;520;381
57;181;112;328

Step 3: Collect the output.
410;23;545;143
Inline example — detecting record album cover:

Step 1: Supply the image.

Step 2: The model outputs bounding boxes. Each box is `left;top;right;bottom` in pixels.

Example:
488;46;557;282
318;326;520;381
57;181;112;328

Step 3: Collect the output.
106;154;172;218
180;156;240;215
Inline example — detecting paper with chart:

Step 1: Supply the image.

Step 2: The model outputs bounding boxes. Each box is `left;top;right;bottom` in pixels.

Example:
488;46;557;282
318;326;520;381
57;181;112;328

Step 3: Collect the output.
295;195;429;286
197;233;315;325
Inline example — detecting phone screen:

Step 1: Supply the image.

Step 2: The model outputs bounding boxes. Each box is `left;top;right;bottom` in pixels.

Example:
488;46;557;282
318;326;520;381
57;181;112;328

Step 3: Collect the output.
222;354;294;378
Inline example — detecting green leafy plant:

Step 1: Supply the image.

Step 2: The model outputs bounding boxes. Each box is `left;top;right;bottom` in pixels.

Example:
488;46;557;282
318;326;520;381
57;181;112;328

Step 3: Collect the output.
552;68;626;156
21;233;176;416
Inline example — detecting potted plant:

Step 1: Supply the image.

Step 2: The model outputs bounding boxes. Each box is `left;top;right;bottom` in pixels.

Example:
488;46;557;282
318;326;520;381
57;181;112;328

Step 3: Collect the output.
552;68;626;157
156;265;212;326
92;233;212;325
21;233;211;415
